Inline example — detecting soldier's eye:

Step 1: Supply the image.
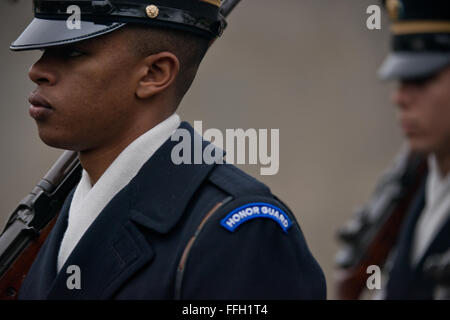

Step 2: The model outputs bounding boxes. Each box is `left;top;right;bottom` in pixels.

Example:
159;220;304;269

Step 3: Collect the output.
67;50;84;57
61;46;85;58
401;73;438;87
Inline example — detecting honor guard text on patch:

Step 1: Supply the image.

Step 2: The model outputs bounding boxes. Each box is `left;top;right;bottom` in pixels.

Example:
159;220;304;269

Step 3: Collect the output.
221;203;293;233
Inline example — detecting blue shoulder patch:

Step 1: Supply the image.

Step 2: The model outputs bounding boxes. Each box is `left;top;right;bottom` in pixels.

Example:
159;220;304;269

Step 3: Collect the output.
220;202;293;233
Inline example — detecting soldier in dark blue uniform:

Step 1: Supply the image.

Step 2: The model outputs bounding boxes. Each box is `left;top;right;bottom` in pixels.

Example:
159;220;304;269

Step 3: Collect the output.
10;0;326;299
379;0;450;300
336;0;450;300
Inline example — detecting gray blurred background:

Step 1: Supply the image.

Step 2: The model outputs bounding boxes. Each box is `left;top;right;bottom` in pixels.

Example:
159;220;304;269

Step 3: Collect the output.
0;0;402;299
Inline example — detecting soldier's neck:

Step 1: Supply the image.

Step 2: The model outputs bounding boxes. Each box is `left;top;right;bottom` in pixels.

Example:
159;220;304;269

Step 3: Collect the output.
79;139;132;186
78;124;153;185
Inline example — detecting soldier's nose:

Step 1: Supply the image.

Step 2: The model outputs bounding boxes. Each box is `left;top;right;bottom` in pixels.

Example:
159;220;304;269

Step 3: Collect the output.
28;54;57;86
392;83;413;110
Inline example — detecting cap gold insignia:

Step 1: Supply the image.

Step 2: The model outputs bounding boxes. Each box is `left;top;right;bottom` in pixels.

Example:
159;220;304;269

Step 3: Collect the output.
387;0;401;21
146;5;159;19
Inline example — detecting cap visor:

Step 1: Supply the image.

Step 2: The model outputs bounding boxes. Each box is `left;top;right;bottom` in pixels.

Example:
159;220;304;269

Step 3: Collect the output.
10;18;126;51
378;52;450;81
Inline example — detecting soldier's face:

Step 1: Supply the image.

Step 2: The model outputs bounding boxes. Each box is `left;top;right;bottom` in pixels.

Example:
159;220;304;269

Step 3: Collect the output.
27;29;142;151
393;66;450;156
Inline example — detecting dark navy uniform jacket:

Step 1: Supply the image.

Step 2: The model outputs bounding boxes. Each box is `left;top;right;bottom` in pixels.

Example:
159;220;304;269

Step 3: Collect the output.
18;122;326;300
385;182;450;299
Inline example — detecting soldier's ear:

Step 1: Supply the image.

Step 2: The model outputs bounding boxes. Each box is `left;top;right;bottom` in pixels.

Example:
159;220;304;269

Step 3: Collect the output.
135;51;180;99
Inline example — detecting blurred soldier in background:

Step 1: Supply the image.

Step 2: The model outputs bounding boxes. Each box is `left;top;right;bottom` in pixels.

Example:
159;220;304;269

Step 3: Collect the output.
336;0;450;300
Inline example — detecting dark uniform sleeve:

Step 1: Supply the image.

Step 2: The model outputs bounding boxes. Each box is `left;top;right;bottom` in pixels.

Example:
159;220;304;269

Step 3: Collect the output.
178;195;327;300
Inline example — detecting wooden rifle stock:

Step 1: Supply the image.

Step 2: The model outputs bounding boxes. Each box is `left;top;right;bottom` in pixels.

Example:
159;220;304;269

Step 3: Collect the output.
0;215;57;299
0;151;81;299
335;150;428;299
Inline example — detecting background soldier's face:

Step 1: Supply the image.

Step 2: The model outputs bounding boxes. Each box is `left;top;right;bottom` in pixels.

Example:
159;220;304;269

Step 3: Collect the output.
392;66;450;156
27;29;143;151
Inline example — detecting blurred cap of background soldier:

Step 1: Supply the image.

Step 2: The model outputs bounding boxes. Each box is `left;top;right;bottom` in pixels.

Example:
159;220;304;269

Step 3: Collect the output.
378;0;450;80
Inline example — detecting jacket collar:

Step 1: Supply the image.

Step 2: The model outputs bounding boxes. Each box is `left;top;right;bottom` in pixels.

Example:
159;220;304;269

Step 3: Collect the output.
386;182;450;299
385;183;425;298
128;121;218;233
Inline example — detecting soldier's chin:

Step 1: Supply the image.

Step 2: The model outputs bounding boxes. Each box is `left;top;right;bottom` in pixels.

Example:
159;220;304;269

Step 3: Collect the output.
37;128;80;151
407;137;435;155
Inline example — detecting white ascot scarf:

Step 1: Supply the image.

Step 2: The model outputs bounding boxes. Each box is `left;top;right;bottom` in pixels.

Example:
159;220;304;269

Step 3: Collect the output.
57;113;181;272
411;155;450;265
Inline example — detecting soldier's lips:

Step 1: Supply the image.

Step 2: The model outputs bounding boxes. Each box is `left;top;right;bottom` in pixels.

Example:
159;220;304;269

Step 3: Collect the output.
28;93;54;121
400;119;421;136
